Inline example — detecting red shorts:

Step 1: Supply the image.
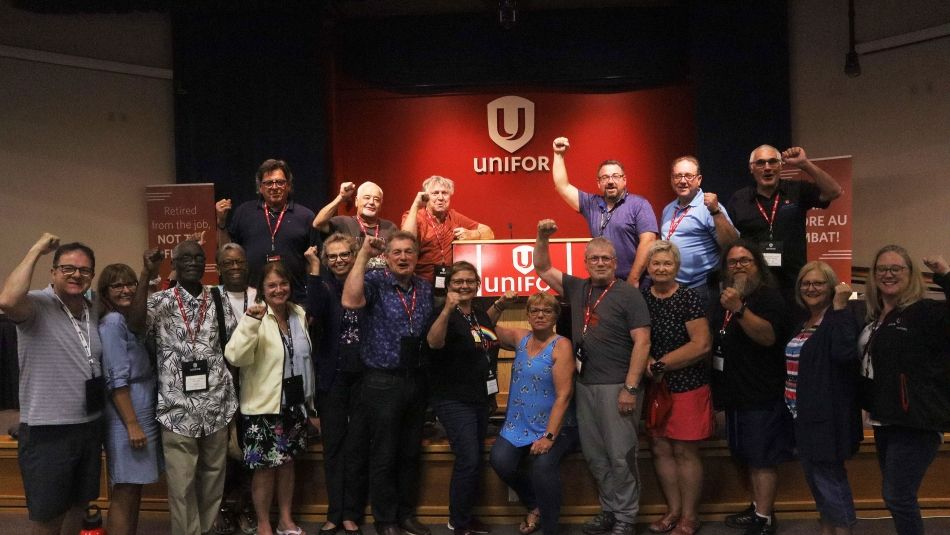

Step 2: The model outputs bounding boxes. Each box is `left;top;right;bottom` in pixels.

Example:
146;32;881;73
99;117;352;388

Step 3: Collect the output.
647;384;714;441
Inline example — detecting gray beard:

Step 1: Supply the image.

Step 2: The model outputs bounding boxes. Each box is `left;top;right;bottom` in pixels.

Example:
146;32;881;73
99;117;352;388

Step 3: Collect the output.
726;272;761;297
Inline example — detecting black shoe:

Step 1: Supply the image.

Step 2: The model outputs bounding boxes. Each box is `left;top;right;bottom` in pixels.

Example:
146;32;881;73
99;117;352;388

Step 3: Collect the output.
582;511;616;535
343;524;363;535
399;517;431;535
376;523;402;535
320;524;342;535
609;520;636;535
742;515;776;535
724;504;758;529
466;518;491;534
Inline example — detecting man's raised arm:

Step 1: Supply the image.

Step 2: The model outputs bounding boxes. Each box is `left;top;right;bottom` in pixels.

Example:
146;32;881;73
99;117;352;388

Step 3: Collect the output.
342;237;385;310
552;137;581;212
782;146;843;203
313;182;356;232
534;219;565;295
0;233;60;322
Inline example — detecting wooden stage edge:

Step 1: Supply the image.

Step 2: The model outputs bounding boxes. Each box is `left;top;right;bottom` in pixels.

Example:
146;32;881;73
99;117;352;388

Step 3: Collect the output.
3;432;950;524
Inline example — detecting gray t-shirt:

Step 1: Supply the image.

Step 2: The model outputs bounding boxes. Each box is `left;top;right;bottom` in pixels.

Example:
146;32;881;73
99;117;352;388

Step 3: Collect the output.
562;274;650;385
17;286;103;425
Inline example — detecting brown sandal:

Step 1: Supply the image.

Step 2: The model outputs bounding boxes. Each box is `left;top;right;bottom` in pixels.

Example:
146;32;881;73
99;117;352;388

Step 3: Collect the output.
648;513;680;533
518;510;541;535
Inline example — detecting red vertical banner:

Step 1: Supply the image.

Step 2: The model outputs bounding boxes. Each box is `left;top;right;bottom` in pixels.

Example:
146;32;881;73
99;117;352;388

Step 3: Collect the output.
781;156;853;283
145;184;218;285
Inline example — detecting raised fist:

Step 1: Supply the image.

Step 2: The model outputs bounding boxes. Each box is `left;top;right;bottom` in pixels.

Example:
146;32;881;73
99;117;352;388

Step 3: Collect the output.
537;219;558;238
923;255;949;276
832;282;853;310
33;233;60;255
443;290;461;310
552;137;570;154
363;236;386;256
781;147;808;167
215;199;232;224
340;182;356;200
246;303;267;319
414;191;429;209
143;248;163;274
703;192;720;212
304;245;320;264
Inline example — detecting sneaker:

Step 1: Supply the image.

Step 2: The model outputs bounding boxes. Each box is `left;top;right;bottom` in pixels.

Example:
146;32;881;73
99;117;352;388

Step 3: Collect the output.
447;519;490;534
582;511;616;535
742;516;776;535
609;520;636;535
724;504;758;529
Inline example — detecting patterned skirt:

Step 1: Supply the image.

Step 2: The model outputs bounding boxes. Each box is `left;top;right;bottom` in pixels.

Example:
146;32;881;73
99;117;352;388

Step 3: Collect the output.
241;405;309;469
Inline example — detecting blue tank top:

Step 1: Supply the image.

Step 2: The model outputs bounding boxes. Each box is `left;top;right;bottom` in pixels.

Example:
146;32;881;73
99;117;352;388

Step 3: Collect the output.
500;334;577;447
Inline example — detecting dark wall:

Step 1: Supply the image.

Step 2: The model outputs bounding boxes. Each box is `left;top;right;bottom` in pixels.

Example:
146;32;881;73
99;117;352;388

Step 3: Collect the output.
173;2;789;206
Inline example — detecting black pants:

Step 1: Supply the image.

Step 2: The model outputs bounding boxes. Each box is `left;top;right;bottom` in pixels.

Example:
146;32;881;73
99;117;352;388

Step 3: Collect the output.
354;368;427;524
318;371;369;524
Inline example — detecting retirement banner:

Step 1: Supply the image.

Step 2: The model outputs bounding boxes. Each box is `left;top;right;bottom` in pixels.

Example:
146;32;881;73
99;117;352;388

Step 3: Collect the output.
145;183;218;285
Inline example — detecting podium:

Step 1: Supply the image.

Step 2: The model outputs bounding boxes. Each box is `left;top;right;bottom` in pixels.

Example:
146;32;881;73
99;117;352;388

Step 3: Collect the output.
452;238;591;296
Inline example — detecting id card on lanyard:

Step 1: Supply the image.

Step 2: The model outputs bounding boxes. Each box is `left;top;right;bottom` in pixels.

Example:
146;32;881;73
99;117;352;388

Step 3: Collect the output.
174;287;211;393
55;292;104;413
264;204;287;262
281;323;305;406
576;279;617;372
458;307;498;395
713;309;738;372
755;194;783;267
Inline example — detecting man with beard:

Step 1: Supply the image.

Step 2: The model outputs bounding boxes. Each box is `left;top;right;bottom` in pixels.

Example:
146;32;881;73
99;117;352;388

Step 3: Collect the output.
533;219;652;535
306;235;369;535
342;231;434;535
710;239;791;535
216;159;315;301
133;239;238;535
551;137;658;286
401;175;494;288
726;145;842;304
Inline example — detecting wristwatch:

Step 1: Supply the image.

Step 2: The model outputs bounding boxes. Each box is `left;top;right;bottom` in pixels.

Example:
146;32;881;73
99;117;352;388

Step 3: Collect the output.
623;383;640;395
734;302;746;319
544;432;556;441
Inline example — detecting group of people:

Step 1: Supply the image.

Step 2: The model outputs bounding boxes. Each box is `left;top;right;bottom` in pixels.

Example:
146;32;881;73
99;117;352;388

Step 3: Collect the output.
0;142;947;535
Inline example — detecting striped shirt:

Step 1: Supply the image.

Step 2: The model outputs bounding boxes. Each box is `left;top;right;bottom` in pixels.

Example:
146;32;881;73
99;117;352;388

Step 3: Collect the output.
784;322;819;418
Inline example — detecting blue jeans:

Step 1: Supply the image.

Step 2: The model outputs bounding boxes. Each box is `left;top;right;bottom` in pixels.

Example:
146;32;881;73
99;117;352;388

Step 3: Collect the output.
874;425;941;535
489;428;580;535
432;398;490;529
800;458;856;528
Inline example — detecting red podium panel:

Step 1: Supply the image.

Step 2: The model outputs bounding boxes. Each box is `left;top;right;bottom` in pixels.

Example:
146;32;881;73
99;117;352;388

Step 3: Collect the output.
453;239;591;297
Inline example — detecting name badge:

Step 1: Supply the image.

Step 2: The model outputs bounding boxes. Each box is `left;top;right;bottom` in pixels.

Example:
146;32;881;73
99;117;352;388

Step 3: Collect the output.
471;329;482;343
712;345;725;371
183;359;209;393
85;375;106;414
434;265;449;290
283;375;305;406
486;378;499;395
761;241;783;267
266;253;282;263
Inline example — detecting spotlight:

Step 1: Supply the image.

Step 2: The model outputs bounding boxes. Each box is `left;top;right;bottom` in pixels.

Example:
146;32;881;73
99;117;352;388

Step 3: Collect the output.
499;0;517;30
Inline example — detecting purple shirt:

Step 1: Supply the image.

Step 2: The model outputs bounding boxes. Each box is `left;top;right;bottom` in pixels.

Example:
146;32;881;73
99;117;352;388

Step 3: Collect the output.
578;190;659;280
359;270;434;369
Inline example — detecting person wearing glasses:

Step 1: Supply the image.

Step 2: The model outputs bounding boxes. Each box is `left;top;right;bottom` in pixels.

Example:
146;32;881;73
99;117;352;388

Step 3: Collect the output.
660;156;739;306
314;182;398;268
488;291;579;535
97;258;164;535
534;219;651;535
0;234;104;534
305;235;370;535
726;145;842;305
216;159;316;301
710;239;791;535
551;137;658;287
785;262;861;535
425;261;505;535
861;248;950;535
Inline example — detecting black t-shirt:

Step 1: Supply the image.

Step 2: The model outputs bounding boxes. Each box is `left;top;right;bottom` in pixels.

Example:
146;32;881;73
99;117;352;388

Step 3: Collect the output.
727;180;829;290
325;216;398;243
642;286;707;393
710;285;790;410
426;307;499;404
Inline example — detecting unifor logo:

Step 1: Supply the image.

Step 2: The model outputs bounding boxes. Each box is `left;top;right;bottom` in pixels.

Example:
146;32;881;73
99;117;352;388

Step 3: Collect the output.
512;245;535;275
487;96;535;154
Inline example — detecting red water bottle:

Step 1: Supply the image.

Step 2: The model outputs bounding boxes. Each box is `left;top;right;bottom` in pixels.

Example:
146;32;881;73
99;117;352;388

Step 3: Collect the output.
79;505;106;535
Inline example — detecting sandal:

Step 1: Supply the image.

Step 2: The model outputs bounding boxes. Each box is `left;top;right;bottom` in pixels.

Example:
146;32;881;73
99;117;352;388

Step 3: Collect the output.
518;510;541;535
213;506;237;535
648;513;680;534
670;518;702;535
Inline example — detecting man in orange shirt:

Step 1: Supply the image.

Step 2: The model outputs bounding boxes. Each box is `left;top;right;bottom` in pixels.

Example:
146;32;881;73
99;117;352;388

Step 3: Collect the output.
401;175;494;291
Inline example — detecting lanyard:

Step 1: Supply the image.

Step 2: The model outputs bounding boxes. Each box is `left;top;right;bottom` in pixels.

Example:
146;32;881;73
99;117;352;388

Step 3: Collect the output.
666;204;691;240
356;215;380;239
597;192;626;236
222;288;248;323
719;309;736;336
281;315;296;375
457;306;491;355
424;210;452;264
755;193;781;239
396;282;418;335
53;290;94;372
583;279;616;335
174;286;209;349
264;204;288;251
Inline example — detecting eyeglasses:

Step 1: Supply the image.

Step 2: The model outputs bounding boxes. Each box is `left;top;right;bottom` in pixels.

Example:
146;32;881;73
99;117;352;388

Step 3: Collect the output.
586;255;615;264
527;307;555;317
752;158;782;168
671;173;699;182
219;259;246;269
326;252;353;262
450;278;479;287
261;179;288;189
55;265;94;278
597;173;625;182
108;281;138;291
875;265;907;276
727;257;754;268
799;280;828;290
176;254;206;264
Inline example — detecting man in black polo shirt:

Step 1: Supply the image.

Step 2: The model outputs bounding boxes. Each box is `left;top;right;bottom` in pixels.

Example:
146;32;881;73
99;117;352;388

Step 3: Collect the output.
726;145;842;304
215;159;315;301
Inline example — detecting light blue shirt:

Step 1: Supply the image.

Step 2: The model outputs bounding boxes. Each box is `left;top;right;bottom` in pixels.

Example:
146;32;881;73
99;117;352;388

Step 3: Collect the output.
660;188;736;288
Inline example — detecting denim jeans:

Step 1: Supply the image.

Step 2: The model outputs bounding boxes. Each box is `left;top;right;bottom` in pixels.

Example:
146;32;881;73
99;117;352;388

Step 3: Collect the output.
489;427;580;535
318;371;369;524
799;458;857;528
432;398;490;529
874;425;942;535
355;368;428;524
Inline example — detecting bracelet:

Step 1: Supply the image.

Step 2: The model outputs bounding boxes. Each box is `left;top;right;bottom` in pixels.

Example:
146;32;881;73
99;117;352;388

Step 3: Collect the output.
708;208;721;216
650;360;667;375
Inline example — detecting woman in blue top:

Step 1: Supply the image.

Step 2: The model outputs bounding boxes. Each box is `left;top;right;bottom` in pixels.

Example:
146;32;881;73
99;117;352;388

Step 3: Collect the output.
489;292;578;535
97;260;163;535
